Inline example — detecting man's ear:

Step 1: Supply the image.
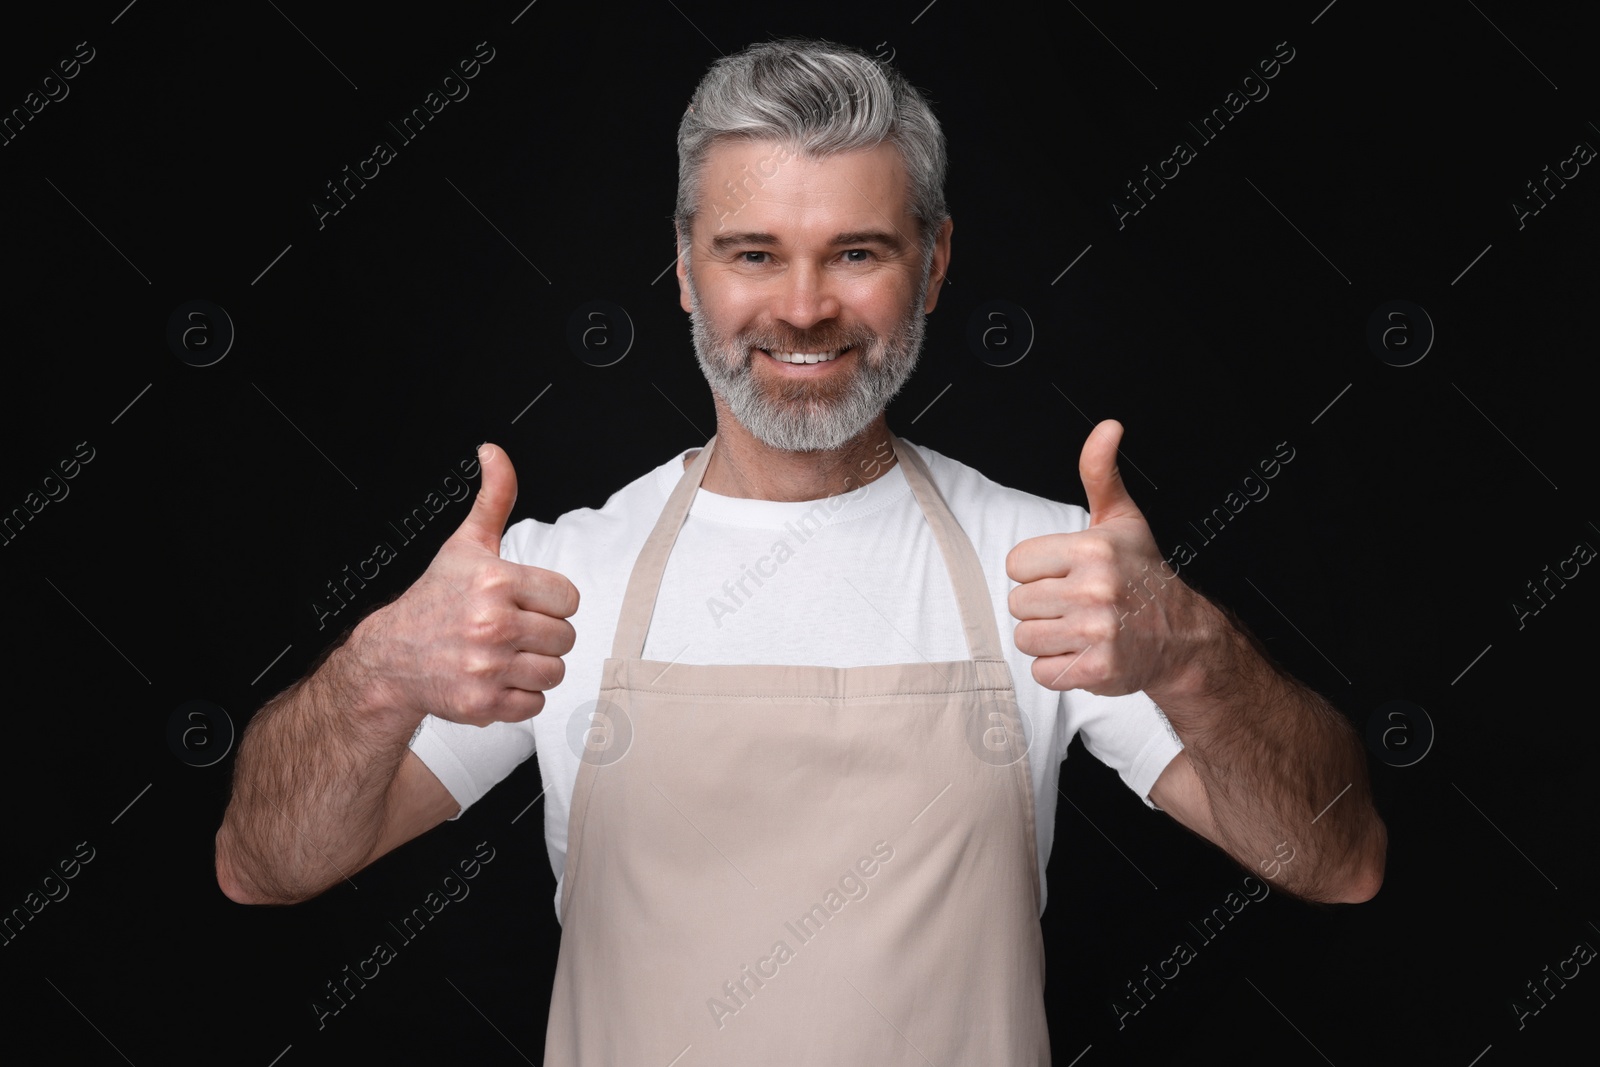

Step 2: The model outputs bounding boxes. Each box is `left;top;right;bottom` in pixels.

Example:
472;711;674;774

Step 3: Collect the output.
923;217;953;314
675;223;693;314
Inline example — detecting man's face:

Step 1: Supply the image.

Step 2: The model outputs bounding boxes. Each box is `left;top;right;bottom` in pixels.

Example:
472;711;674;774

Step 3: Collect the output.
677;139;952;453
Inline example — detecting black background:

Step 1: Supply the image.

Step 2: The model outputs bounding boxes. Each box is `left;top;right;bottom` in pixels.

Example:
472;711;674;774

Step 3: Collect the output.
2;1;1596;1063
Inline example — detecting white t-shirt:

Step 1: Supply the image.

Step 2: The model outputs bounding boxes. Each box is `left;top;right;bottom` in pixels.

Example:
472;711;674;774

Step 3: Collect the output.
410;439;1184;918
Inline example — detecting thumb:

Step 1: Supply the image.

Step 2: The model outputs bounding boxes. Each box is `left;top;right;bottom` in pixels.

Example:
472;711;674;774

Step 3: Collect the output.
454;442;518;551
1079;419;1138;524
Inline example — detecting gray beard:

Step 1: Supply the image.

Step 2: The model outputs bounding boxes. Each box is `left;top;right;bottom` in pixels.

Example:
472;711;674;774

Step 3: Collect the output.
686;268;929;453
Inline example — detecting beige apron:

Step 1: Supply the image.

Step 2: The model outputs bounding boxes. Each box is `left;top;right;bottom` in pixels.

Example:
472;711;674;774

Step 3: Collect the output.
545;434;1050;1065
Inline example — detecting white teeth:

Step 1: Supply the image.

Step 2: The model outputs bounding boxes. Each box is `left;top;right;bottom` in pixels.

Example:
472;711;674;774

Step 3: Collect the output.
768;349;843;364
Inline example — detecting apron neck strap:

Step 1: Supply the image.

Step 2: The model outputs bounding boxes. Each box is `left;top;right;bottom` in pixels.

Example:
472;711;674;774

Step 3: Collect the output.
890;435;1008;664
609;436;717;661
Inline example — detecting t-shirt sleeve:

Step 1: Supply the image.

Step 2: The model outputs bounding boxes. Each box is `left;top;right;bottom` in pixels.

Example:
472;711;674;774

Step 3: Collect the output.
409;716;537;820
911;439;1186;812
405;519;544;820
1064;688;1184;810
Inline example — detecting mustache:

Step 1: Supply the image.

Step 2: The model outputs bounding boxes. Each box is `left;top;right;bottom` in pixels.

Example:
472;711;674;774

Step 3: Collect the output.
738;327;878;354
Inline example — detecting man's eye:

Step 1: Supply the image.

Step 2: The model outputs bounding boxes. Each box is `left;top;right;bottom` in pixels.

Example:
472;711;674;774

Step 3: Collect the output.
740;251;769;264
842;249;871;263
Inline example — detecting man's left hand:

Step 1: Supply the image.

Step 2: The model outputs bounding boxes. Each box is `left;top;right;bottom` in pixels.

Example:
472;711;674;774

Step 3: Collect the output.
1006;420;1204;696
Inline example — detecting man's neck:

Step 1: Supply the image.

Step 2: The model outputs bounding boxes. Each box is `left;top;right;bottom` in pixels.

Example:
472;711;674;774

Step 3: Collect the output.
685;402;899;501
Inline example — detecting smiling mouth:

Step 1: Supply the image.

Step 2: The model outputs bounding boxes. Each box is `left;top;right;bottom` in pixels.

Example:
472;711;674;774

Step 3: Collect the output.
759;346;853;364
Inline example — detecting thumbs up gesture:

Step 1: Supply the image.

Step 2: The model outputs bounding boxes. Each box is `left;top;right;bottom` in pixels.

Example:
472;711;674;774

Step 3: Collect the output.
1006;421;1199;696
352;443;580;726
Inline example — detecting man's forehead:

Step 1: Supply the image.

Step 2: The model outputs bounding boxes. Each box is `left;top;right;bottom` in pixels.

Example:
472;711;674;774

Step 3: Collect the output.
693;138;915;238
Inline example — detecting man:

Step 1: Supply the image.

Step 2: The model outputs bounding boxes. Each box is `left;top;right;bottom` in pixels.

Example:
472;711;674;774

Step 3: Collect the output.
216;38;1384;1063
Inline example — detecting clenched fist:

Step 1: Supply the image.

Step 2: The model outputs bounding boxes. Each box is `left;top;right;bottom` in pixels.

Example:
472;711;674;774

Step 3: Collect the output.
350;443;579;726
1006;420;1204;697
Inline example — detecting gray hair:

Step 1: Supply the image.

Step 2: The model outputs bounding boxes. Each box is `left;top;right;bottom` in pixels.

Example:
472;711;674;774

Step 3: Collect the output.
675;39;948;261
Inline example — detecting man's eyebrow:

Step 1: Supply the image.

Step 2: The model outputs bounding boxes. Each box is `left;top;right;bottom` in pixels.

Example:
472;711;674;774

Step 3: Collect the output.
708;231;778;252
707;230;907;253
830;230;905;249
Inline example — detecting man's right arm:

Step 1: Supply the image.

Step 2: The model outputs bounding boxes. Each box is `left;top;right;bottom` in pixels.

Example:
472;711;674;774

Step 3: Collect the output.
214;443;578;904
213;633;453;904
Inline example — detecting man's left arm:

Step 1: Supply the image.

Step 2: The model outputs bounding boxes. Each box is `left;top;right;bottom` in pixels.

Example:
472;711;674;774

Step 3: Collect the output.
1007;420;1386;905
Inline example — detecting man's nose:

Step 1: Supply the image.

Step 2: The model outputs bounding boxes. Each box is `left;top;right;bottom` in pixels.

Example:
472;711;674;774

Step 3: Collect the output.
772;262;840;331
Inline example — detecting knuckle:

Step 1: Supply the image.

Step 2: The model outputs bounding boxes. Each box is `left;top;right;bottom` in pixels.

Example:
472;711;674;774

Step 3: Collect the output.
1084;614;1120;644
540;656;567;689
1031;658;1062;689
475;565;513;599
1086;577;1121;605
460;647;499;680
454;701;494;729
554;619;577;655
506;691;545;722
528;687;553;723
464;611;508;646
536;570;580;618
472;679;509;719
1012;620;1035;655
526;615;575;658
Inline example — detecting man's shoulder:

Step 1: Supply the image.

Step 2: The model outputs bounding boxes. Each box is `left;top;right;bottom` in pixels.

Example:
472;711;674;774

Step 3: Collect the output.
500;446;690;567
901;437;1090;547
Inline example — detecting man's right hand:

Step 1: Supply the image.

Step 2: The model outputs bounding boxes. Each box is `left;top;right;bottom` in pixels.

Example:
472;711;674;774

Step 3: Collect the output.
349;442;579;727
216;442;575;904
